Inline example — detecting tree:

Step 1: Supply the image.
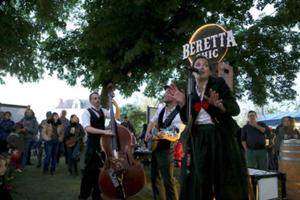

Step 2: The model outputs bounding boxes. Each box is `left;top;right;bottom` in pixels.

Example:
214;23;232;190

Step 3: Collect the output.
0;0;78;83
121;104;146;137
0;0;299;106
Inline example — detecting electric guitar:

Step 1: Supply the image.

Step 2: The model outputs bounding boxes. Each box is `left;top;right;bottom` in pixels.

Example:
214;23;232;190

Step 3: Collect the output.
151;126;180;151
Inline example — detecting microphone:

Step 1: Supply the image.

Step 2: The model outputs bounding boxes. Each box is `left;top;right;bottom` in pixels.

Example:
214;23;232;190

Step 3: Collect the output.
188;67;203;74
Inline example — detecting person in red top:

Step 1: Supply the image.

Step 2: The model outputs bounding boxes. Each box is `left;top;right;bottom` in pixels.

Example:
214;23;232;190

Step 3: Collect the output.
174;142;183;168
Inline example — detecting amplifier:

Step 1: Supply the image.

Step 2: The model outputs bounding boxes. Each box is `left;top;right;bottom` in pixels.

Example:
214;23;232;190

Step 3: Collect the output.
248;168;286;200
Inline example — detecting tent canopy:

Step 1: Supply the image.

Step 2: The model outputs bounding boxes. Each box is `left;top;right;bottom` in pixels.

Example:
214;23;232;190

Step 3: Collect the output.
257;111;300;127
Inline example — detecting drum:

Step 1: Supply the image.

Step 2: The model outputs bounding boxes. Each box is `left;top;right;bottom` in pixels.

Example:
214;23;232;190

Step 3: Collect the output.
279;139;300;200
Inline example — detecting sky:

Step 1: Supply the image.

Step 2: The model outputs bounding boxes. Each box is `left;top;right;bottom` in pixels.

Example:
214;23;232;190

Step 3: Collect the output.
0;75;145;122
1;3;298;123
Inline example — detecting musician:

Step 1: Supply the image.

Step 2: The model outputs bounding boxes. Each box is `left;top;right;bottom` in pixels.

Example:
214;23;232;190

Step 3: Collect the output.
78;91;120;200
145;86;183;200
169;56;249;200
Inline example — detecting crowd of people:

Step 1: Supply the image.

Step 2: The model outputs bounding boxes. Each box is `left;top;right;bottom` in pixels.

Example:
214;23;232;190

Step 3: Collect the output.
241;111;299;171
0;109;89;199
0;56;299;200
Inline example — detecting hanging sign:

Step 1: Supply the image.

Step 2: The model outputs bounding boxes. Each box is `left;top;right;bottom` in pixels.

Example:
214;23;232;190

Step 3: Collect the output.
182;23;237;63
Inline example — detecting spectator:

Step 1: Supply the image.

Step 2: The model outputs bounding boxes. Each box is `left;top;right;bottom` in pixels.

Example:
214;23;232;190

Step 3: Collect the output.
277;116;299;142
121;116;136;136
65;114;85;176
266;127;276;170
7;122;25;172
41;112;64;175
242;110;270;170
0;112;15;153
36;111;52;168
59;110;70;164
0;154;13;200
18;109;39;168
139;124;148;147
0;111;4;122
274;116;300;170
174;141;183;168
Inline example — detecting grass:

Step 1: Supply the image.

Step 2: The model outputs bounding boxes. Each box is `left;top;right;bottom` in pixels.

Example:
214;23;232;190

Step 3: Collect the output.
10;158;180;200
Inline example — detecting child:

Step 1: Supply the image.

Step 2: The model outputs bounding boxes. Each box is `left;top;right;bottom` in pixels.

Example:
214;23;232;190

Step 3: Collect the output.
0;154;13;200
7;133;23;172
174;141;183;168
7;123;25;173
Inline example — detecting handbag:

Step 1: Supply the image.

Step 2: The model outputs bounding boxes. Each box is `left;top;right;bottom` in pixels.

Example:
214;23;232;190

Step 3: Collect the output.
65;136;76;148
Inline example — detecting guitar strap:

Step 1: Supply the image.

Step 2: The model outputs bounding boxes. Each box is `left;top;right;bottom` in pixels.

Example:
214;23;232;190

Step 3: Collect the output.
160;106;180;129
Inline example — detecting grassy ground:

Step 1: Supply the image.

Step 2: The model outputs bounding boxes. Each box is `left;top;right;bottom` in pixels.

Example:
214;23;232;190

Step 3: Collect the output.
10;159;180;200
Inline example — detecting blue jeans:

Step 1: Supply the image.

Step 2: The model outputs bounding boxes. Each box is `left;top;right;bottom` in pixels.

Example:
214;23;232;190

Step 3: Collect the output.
67;142;80;175
21;139;34;169
43;140;59;174
36;141;44;167
56;141;65;164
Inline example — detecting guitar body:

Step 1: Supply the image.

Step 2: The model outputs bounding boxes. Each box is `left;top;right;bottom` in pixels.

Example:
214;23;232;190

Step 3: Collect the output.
151;127;180;151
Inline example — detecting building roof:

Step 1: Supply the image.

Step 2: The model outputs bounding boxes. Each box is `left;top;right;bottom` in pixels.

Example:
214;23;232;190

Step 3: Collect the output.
56;99;90;109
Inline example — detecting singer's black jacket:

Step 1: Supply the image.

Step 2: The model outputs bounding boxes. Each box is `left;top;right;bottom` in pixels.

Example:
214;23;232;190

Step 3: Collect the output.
180;75;239;134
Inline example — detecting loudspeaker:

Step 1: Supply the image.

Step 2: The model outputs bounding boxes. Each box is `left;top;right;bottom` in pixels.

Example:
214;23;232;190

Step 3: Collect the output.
248;168;286;200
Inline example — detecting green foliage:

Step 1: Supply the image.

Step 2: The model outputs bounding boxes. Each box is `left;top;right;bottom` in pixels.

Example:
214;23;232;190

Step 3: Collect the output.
0;0;79;83
0;0;299;106
43;0;299;106
121;103;146;136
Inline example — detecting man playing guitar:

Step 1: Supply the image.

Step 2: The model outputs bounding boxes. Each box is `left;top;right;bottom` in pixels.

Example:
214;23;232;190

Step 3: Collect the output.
145;85;183;200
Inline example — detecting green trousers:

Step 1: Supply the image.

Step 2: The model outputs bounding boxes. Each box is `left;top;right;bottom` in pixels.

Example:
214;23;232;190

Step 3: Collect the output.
151;147;178;200
246;149;268;170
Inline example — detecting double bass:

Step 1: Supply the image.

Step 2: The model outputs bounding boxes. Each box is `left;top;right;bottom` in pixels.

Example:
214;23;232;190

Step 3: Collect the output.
98;89;146;199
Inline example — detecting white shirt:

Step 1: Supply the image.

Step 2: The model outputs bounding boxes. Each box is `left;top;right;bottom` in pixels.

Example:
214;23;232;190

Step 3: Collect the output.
194;83;214;125
151;104;184;133
82;106;110;129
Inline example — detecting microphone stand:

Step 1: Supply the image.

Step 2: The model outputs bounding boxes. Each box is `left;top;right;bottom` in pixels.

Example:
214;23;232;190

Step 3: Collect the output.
180;66;194;200
187;70;193;119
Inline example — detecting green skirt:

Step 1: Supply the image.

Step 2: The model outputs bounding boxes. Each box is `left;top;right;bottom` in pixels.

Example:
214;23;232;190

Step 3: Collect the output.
180;124;249;200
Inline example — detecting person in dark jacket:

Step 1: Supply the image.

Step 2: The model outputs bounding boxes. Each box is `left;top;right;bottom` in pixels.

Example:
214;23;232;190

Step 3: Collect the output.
121;116;136;135
0;154;13;200
0;112;15;153
241;111;270;170
168;56;249;200
65;114;85;176
18;109;38;169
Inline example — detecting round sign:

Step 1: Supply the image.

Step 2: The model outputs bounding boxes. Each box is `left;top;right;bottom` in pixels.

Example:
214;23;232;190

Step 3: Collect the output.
184;23;236;64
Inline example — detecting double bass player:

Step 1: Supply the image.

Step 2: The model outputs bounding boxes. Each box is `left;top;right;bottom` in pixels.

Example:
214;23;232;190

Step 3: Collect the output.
78;91;120;200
